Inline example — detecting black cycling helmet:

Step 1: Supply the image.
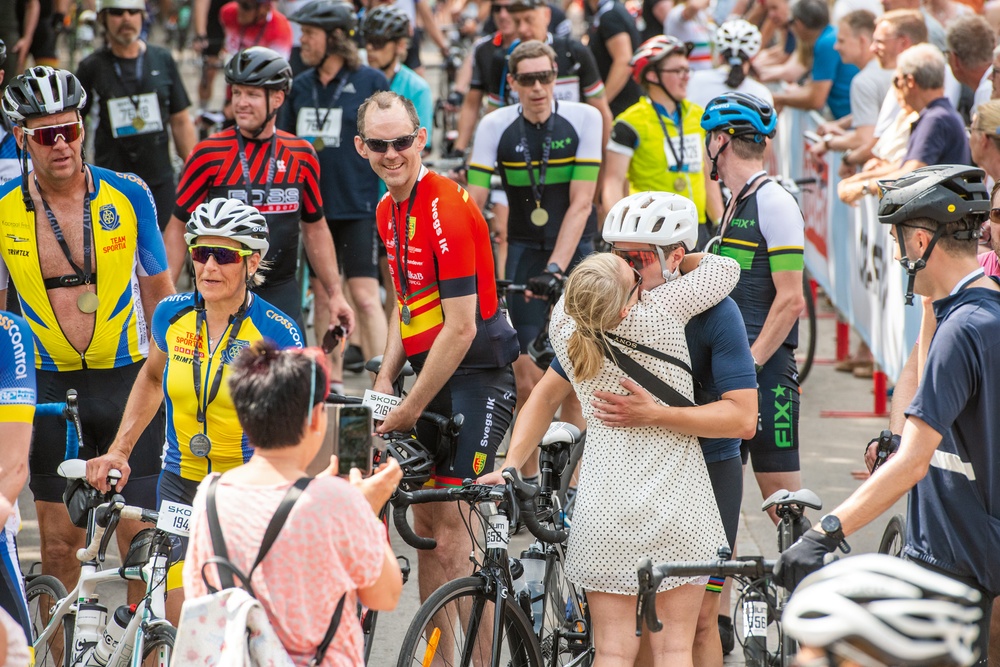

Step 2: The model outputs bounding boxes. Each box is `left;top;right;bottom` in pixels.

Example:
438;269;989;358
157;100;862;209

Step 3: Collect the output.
362;4;410;43
2;66;88;124
289;0;358;35
527;330;555;371
384;436;435;490
877;165;988;304
224;46;293;93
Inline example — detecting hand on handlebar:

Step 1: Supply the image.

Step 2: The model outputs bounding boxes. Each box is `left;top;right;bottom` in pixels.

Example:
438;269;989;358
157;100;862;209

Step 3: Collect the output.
350;458;402;512
476;470;505;486
376;402;419;435
526;271;562;299
86;450;131;493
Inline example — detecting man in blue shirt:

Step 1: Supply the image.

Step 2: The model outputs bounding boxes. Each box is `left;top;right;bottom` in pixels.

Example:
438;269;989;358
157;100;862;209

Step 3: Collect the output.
772;0;858;119
776;165;1000;664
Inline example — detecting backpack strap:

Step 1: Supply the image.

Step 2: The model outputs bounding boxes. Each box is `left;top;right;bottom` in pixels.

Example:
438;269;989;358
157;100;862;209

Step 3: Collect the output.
247;477;312;578
206;475;235;590
310;593;347;666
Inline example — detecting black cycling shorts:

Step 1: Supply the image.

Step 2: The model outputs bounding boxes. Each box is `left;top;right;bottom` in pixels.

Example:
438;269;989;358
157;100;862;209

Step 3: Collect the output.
706;454;742;550
204;0;227;56
505;239;593;353
404;28;423;70
741;345;800;473
30;363;162;507
157;469;200;589
330;217;380;280
415;366;516;487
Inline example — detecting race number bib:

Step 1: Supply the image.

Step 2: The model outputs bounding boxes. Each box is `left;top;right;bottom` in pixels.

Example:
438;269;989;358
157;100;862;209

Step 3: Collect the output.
108;93;164;137
664;133;703;172
296;107;344;149
156;501;193;537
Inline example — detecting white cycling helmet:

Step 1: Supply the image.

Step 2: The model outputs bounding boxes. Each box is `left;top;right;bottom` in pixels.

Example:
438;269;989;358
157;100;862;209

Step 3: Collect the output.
784;554;983;667
714;19;762;62
185;198;270;257
603;191;699;251
2;66;88;124
97;0;146;11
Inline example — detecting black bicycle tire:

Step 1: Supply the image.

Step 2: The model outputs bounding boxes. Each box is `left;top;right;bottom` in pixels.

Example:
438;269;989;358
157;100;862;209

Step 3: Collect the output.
396;576;542;667
540;551;591;667
877;513;906;557
798;273;817;385
26;574;72;667
142;623;176;666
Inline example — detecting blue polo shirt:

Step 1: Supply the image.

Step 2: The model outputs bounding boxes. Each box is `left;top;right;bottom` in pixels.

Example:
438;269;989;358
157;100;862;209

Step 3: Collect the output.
812;25;858;120
551;296;756;463
901;97;972;167
278;65;390;221
904;279;1000;595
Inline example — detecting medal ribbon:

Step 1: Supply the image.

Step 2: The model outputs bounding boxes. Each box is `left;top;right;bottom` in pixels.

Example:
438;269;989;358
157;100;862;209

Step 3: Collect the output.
112;50;146;121
192;294;250;426
235;131;277;207
311;70;349;144
651;98;685;172
518;101;557;211
391;178;420;310
35;176;94;288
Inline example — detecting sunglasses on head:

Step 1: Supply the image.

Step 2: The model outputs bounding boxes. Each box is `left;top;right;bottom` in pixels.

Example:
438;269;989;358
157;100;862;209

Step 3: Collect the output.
612;248;658;271
106;7;143;16
512;70;557;86
189;245;253;265
361;129;419;153
23;121;83;146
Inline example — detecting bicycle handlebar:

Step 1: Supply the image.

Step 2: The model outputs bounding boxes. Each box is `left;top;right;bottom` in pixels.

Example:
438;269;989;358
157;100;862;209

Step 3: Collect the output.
636;556;776;635
391;484;506;550
325;392;463;440
503;468;568;545
77;503;158;563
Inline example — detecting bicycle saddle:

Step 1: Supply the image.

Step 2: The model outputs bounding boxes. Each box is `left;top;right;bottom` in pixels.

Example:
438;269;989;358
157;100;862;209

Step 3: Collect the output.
761;488;822;512
57;458;87;480
540;422;581;448
365;355;415;378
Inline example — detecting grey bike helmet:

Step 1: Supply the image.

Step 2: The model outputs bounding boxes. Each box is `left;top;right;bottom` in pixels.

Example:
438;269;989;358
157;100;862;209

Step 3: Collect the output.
2;66;88;124
224;46;293;93
362;5;410;42
784;554;982;667
289;0;358;35
185;198;270;257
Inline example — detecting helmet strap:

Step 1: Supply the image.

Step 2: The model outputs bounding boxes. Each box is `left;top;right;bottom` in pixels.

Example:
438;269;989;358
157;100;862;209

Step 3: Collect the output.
18;138;33;212
244;93;278;139
705;133;729;182
895;224;948;305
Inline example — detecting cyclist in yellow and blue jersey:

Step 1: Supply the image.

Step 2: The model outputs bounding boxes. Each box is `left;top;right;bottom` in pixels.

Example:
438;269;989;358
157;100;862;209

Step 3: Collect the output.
86;198;302;621
602;36;724;248
0;66;174;605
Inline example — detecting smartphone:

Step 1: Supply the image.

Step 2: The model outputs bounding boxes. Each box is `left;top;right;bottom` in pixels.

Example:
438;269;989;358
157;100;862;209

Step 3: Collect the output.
329;405;374;476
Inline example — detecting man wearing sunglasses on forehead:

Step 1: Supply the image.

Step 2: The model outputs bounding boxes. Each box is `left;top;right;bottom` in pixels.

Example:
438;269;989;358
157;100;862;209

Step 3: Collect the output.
468;39;601;434
0;66;175;606
76;0;197;232
356;91;519;607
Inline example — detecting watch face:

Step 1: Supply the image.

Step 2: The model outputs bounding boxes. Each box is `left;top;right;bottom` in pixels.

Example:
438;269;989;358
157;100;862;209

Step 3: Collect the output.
821;514;841;534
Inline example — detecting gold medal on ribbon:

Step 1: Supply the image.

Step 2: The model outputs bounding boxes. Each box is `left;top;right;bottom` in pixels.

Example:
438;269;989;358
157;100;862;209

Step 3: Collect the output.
673;175;688;192
77;291;99;314
132;116;145;131
313;138;325;152
530;207;549;226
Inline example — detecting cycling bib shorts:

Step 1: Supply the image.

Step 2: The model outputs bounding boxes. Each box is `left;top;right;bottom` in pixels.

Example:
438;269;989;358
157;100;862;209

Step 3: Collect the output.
741;345;800;473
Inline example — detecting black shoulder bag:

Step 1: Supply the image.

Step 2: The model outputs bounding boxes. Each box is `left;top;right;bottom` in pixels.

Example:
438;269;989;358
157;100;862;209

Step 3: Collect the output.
599;333;712;408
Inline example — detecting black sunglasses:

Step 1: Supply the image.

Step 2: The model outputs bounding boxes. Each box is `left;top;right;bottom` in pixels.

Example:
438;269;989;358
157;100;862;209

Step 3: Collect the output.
491;2;511;11
322;325;346;355
512;70;557;86
361;129;419;153
106;7;143;16
626;265;642;302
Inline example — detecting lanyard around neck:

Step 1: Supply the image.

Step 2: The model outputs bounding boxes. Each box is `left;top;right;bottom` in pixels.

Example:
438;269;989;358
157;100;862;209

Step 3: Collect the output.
391;178;420;302
519;102;557;210
311;70;349;143
192;294;249;425
652;98;685;172
35;175;93;287
235;131;277;206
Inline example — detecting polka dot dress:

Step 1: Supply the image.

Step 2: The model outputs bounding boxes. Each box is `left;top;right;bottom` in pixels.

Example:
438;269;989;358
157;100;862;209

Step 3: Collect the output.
550;254;740;595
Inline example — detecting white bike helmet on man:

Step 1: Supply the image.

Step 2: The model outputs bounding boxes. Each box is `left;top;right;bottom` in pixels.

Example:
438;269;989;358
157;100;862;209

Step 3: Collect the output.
603;191;700;280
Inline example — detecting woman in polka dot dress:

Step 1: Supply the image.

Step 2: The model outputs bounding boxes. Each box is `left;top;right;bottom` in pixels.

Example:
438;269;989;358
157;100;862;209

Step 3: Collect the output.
549;245;739;665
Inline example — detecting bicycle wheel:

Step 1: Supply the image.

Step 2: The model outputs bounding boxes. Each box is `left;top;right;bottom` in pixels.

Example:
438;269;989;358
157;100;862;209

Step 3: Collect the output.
26;574;72;667
397;576;542;667
877;514;906;557
141;624;175;667
540;552;591;667
797;274;817;385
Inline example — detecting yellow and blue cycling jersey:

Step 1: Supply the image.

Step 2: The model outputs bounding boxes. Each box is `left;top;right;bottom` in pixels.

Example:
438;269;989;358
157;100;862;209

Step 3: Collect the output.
0;166;169;371
0;311;36;424
152;292;303;481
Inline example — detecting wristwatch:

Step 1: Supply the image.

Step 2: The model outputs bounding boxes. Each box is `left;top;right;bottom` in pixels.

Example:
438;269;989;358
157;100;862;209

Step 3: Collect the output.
820;514;845;542
545;262;563;275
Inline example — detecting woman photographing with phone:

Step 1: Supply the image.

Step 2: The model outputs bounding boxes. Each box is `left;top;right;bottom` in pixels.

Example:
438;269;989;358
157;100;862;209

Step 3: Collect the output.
85;197;306;620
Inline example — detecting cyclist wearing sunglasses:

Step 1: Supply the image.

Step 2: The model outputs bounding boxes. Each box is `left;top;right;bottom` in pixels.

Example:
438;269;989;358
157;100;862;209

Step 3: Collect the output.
76;0;197;232
278;0;390;385
87;197;304;623
0;65;175;605
469;39;601;424
166;46;353;346
604;36;724;249
356;90;519;607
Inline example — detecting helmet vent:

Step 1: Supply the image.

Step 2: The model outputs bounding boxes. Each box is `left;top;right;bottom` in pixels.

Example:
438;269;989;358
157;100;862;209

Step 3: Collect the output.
651;217;666;233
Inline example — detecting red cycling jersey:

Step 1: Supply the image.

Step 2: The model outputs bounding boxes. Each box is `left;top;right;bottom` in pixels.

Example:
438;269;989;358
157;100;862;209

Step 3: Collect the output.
376;168;517;370
219;2;294;59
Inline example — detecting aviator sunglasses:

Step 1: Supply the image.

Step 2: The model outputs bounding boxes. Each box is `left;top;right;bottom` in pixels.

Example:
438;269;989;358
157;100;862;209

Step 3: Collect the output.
361;129;419;153
512;70;557;86
22;121;83;146
189;245;254;265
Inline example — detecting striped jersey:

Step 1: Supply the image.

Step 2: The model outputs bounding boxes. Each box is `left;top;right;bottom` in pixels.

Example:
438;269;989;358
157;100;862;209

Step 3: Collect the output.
173;128;324;285
0;311;35;425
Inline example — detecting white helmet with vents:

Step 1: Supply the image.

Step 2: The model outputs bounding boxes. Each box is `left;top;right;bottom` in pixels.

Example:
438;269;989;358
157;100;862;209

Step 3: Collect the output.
714;20;762;61
185;198;270;257
603;191;699;252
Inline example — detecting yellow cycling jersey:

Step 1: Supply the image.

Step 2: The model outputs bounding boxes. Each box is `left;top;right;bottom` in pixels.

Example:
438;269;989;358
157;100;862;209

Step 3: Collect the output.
153;292;303;481
0;166;169;371
0;311;36;424
607;97;709;220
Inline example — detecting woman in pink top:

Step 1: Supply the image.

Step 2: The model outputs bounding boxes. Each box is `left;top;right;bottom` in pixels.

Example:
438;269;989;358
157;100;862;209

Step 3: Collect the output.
183;341;403;666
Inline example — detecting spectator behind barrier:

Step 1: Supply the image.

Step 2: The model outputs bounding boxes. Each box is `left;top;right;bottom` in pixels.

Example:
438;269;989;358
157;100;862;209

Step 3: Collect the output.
991;44;1000;100
880;0;948;51
809;10;892;176
840;43;970;204
944;14;996;116
771;0;859;120
754;0;804;83
971;101;1000;277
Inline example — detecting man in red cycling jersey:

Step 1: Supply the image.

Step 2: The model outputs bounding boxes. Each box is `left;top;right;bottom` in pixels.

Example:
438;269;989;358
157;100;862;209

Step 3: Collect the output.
356;90;519;603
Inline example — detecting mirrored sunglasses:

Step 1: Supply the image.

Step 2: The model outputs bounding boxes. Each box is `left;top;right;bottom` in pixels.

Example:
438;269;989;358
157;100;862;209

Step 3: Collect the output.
361;130;419;153
612;247;658;270
23;121;83;146
512;70;557;86
189;245;253;265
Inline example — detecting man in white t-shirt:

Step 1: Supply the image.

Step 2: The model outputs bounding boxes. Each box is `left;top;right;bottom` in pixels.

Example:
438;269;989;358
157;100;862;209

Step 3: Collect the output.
944;14;994;117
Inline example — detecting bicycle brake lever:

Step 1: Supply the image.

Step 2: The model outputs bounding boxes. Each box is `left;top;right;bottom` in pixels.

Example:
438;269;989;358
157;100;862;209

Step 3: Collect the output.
636;558;663;635
98;510;120;563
